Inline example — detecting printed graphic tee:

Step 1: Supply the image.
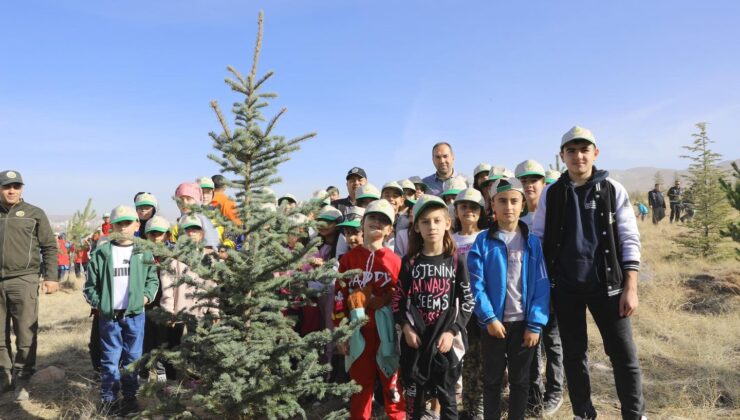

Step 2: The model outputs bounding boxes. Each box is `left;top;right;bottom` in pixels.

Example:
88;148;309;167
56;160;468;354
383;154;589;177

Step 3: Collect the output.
111;242;133;310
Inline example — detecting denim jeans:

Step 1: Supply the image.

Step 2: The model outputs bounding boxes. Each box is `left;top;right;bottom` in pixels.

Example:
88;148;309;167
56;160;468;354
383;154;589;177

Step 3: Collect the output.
481;321;536;420
553;289;645;420
98;312;145;402
529;313;564;402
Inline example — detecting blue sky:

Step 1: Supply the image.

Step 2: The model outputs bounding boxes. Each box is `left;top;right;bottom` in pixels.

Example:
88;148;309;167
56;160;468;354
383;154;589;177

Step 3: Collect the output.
2;0;739;218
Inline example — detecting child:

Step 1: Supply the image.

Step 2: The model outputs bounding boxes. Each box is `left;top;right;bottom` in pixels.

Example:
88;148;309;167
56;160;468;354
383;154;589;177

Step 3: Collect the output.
472;163;492;193
355;183;381;208
409;176;428;199
336;207;365;259
197;176;216;206
160;215;218;320
636;201;648;222
171;182;221;249
441;177;468;205
533;126;645;420
392;194;474;420
451;188;486;418
83;205;159;416
278;193;298;211
141;215;175;382
468;178;550;420
101;213;112;236
515;160;564;415
134;192;158;238
334;199;405;420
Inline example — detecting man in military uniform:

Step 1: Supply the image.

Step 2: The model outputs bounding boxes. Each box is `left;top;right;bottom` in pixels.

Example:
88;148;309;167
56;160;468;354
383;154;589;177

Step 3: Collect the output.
0;170;58;401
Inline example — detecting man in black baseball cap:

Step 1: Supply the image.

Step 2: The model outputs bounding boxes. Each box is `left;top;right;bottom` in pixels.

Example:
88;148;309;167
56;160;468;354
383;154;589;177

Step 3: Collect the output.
0;170;58;400
331;167;367;215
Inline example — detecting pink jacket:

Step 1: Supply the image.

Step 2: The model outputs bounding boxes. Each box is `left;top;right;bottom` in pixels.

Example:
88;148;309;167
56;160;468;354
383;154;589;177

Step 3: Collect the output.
159;259;218;318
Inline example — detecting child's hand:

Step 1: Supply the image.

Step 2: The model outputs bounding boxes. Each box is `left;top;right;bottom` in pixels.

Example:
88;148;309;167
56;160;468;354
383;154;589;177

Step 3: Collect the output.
337;341;349;355
402;324;422;349
523;330;540;348
486;320;506;338
437;332;454;354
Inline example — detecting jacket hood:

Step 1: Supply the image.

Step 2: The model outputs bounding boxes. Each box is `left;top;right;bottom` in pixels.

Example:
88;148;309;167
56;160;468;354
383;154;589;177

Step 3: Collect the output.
563;166;609;187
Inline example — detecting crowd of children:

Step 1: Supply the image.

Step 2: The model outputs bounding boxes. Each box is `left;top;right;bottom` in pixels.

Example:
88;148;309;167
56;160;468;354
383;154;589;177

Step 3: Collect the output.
75;125;646;420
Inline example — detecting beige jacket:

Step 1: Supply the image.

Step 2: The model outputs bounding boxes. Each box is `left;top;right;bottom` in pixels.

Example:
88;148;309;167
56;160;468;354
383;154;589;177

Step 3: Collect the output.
159;259;217;318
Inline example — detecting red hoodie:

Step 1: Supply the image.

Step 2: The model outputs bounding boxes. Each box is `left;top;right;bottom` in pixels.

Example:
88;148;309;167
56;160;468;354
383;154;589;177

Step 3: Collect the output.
334;246;401;330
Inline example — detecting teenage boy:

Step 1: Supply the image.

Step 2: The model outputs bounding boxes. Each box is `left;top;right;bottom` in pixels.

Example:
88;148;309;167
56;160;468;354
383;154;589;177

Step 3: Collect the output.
515;159;564;416
84;205;160;416
533;126;646;420
468;178;551;420
333;167;368;215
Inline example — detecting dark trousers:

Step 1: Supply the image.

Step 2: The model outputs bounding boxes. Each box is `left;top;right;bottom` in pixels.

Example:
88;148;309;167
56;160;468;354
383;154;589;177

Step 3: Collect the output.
0;275;39;377
405;363;461;420
651;207;665;224
481;321;535;420
89;312;101;371
529;314;564;402
669;202;682;223
553;290;645;420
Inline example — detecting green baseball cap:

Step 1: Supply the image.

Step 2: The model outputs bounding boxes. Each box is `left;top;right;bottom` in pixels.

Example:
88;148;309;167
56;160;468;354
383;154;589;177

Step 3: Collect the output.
412;194;447;219
545;169;561;184
197;176;215;189
337;207;365;229
515;160;546;179
145;215;170;233
180;215;203;230
491;178;525;197
441;177;468;197
317;206;342;222
364;199;396;224
454;188;485;207
473;163;492;177
134;192;158;208
355;183;381;201
110;205;138;224
561;125;597;149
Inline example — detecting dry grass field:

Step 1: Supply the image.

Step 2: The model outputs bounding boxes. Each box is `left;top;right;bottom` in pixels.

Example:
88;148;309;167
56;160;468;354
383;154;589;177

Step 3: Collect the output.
0;221;737;419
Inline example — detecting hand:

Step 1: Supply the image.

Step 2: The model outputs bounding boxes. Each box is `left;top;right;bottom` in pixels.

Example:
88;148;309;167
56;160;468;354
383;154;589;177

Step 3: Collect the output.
144;296;150;305
43;281;59;294
619;287;639;317
486;320;506;338
402;324;422;349
437;331;454;354
522;330;540;348
347;288;367;310
336;341;349;355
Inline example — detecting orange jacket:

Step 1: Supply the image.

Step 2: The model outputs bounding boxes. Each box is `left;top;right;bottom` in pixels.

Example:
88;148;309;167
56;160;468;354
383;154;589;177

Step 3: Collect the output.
211;191;241;225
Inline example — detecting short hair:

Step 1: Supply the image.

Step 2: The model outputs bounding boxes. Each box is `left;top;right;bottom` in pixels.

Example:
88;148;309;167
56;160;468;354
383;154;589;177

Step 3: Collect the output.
432;142;453;155
212;174;227;188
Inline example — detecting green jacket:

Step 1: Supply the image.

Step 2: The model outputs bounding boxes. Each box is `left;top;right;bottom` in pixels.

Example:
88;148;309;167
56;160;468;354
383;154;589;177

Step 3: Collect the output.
83;242;159;319
0;200;58;280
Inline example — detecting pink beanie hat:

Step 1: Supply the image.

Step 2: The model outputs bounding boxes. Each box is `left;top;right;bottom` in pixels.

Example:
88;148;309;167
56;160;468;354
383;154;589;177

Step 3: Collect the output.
175;182;203;204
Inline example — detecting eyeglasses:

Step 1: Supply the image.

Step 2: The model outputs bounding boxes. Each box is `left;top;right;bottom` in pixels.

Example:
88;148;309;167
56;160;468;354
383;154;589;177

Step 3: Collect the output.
2;184;22;190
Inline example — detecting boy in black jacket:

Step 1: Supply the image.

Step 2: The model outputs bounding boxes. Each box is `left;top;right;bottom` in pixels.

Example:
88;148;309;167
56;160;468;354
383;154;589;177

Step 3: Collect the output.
533;126;646;420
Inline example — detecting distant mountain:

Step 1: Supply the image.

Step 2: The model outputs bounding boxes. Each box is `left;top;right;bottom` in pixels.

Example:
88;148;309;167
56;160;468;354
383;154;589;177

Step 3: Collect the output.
607;159;739;194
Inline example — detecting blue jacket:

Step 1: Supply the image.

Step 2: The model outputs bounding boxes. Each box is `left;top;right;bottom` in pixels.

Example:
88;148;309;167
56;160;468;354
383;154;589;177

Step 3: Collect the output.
467;221;550;333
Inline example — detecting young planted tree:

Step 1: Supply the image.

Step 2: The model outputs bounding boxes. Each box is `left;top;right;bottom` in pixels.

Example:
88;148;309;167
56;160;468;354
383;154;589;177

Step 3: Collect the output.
66;198;96;246
719;162;740;258
141;12;358;419
676;122;731;258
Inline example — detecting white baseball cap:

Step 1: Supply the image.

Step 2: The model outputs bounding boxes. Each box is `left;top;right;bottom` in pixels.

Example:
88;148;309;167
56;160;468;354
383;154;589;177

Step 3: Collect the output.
561;125;597;149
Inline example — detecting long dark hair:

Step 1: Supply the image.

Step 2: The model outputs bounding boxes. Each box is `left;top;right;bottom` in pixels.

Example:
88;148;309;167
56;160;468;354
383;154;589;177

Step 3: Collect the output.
407;205;456;258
